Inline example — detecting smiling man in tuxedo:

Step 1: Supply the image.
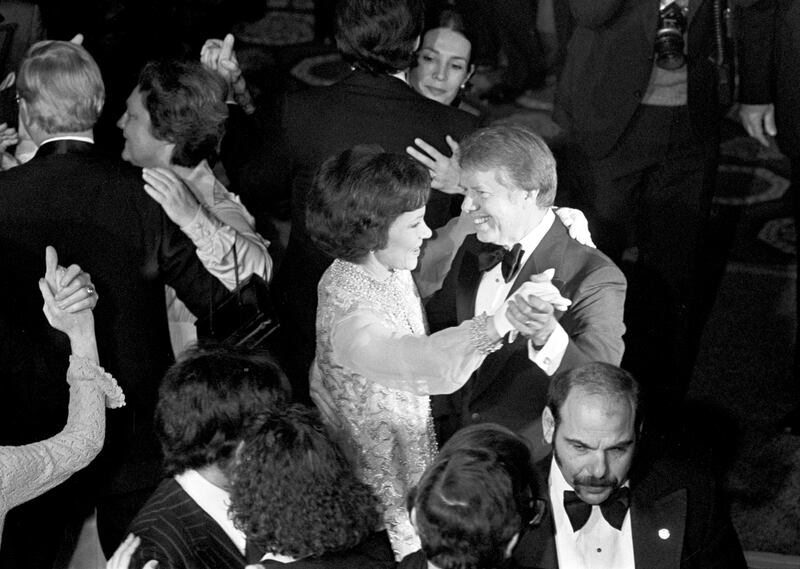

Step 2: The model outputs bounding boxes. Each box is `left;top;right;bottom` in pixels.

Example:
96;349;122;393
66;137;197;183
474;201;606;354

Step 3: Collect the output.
426;124;626;451
513;362;747;569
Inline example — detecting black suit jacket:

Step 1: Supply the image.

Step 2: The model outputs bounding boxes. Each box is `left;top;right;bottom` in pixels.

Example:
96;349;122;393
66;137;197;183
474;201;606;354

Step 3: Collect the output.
128;478;245;569
514;453;747;569
225;69;478;399
0;140;229;493
554;0;731;159
737;0;800;154
426;219;626;443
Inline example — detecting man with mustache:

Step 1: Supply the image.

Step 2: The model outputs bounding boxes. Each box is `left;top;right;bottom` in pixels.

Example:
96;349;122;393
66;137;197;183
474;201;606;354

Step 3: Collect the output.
514;362;746;569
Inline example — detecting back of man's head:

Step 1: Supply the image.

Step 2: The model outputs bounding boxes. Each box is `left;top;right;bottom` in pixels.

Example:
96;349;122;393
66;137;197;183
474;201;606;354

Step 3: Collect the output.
155;344;290;476
410;449;521;569
335;0;424;74
17;40;104;135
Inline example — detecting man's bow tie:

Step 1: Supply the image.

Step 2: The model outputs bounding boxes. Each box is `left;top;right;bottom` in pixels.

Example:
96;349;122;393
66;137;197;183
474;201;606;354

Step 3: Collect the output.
563;486;631;531
477;243;524;283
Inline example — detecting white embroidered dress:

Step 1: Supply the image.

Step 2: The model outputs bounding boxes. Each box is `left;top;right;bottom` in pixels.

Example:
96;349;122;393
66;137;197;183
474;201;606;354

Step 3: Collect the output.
312;259;489;560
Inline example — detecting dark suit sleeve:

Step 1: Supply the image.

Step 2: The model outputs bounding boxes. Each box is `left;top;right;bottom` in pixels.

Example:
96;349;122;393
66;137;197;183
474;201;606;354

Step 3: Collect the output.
558;261;627;370
120;163;231;319
736;0;776;104
156;211;231;319
568;0;627;28
220;95;292;215
680;463;748;569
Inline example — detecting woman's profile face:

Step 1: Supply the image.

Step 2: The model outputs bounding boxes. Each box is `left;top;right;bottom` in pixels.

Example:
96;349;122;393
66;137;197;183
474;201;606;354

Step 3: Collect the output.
408;27;474;106
374;206;432;272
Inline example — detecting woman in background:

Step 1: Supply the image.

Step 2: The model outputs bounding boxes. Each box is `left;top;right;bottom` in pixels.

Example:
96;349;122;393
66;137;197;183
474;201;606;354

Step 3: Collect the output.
407;8;480;116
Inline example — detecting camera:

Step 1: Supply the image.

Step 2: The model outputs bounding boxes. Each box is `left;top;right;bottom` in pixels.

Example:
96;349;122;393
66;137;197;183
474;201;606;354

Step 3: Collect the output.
654;2;688;70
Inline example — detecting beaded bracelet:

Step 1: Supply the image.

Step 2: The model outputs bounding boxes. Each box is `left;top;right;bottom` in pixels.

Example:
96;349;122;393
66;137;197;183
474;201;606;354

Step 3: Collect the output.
470;312;502;355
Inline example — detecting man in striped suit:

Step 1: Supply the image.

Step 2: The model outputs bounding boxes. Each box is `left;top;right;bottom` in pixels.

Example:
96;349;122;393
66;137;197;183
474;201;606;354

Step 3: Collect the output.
124;345;290;569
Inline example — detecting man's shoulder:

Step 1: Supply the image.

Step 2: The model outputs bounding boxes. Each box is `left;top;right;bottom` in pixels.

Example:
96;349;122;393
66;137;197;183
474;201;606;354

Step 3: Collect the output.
129;478;193;522
543;219;624;279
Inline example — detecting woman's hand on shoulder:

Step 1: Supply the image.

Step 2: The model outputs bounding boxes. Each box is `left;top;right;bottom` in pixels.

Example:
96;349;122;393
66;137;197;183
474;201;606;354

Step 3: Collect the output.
107;534;159;569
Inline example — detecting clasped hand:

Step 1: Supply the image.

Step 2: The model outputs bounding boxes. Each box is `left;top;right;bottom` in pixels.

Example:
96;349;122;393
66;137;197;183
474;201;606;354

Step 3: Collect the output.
39;246;97;337
492;269;570;346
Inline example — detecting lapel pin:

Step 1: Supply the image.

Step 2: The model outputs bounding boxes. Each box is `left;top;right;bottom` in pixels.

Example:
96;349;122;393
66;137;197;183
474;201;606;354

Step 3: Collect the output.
658;528;671;540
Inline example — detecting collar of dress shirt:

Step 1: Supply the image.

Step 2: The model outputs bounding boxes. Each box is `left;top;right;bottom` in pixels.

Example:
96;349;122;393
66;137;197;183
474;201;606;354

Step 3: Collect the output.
548;457;635;569
174;468;246;555
35;135;94;156
475;208;556;316
515;207;556;269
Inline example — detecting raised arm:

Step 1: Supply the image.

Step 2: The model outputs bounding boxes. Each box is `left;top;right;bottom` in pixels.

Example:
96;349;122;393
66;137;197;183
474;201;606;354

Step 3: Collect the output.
143;166;273;287
0;247;124;513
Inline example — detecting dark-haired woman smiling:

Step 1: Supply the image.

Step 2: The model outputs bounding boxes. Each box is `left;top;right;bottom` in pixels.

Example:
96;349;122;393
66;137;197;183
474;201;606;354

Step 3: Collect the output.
306;147;511;559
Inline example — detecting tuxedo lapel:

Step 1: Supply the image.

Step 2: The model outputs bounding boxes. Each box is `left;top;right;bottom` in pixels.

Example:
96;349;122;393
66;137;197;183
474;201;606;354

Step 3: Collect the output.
455;236;483;324
631;488;687;569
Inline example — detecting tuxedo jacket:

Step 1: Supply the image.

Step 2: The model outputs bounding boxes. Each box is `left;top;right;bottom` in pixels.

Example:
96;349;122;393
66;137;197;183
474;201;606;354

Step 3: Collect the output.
513;453;747;569
0;140;229;494
128;478;245;569
737;0;800;154
554;0;732;158
426;219;627;442
224;69;479;399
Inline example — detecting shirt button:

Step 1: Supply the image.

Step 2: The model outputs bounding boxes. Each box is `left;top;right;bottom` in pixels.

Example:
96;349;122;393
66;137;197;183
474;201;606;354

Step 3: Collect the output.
471;413;481;422
543;357;552;366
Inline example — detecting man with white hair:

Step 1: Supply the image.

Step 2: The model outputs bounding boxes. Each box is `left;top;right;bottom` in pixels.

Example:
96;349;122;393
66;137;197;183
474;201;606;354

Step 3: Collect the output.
0;40;229;566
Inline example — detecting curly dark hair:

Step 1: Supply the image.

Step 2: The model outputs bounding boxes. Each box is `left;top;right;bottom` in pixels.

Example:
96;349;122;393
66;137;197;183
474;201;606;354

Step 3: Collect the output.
155;344;290;476
137;59;228;168
409;449;521;569
230;404;382;559
305;145;430;263
335;0;425;74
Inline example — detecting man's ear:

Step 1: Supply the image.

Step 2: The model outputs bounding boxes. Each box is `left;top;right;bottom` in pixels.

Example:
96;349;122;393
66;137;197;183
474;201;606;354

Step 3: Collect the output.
542;407;555;445
409;506;418;532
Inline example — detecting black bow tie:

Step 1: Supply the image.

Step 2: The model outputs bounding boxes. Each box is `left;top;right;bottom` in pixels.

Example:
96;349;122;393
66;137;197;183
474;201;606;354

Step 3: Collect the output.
563;486;630;532
477;243;524;283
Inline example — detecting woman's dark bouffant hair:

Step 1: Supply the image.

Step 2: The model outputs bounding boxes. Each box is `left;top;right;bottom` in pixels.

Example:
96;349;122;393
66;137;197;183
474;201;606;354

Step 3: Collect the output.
230;404;382;559
155;344;290;477
306;146;430;263
137;59;228;168
335;0;425;74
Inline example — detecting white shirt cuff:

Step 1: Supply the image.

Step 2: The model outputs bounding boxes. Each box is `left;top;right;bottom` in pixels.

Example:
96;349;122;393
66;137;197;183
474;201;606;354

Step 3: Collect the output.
527;323;568;375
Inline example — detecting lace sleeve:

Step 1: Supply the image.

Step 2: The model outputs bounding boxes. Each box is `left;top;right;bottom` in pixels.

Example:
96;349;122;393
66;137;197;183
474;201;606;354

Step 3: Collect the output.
330;305;489;396
0;356;123;512
67;355;125;408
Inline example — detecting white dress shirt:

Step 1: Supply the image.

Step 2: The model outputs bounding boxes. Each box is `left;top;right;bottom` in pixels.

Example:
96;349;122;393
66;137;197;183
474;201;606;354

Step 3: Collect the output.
473;209;568;375
174;469;246;555
548;458;635;569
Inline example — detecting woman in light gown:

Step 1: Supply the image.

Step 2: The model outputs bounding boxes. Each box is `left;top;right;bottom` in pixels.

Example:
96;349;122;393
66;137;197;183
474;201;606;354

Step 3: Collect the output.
306;147;512;560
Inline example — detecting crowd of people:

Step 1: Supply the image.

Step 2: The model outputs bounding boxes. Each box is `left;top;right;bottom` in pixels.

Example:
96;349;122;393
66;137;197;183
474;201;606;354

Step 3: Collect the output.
0;0;794;567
